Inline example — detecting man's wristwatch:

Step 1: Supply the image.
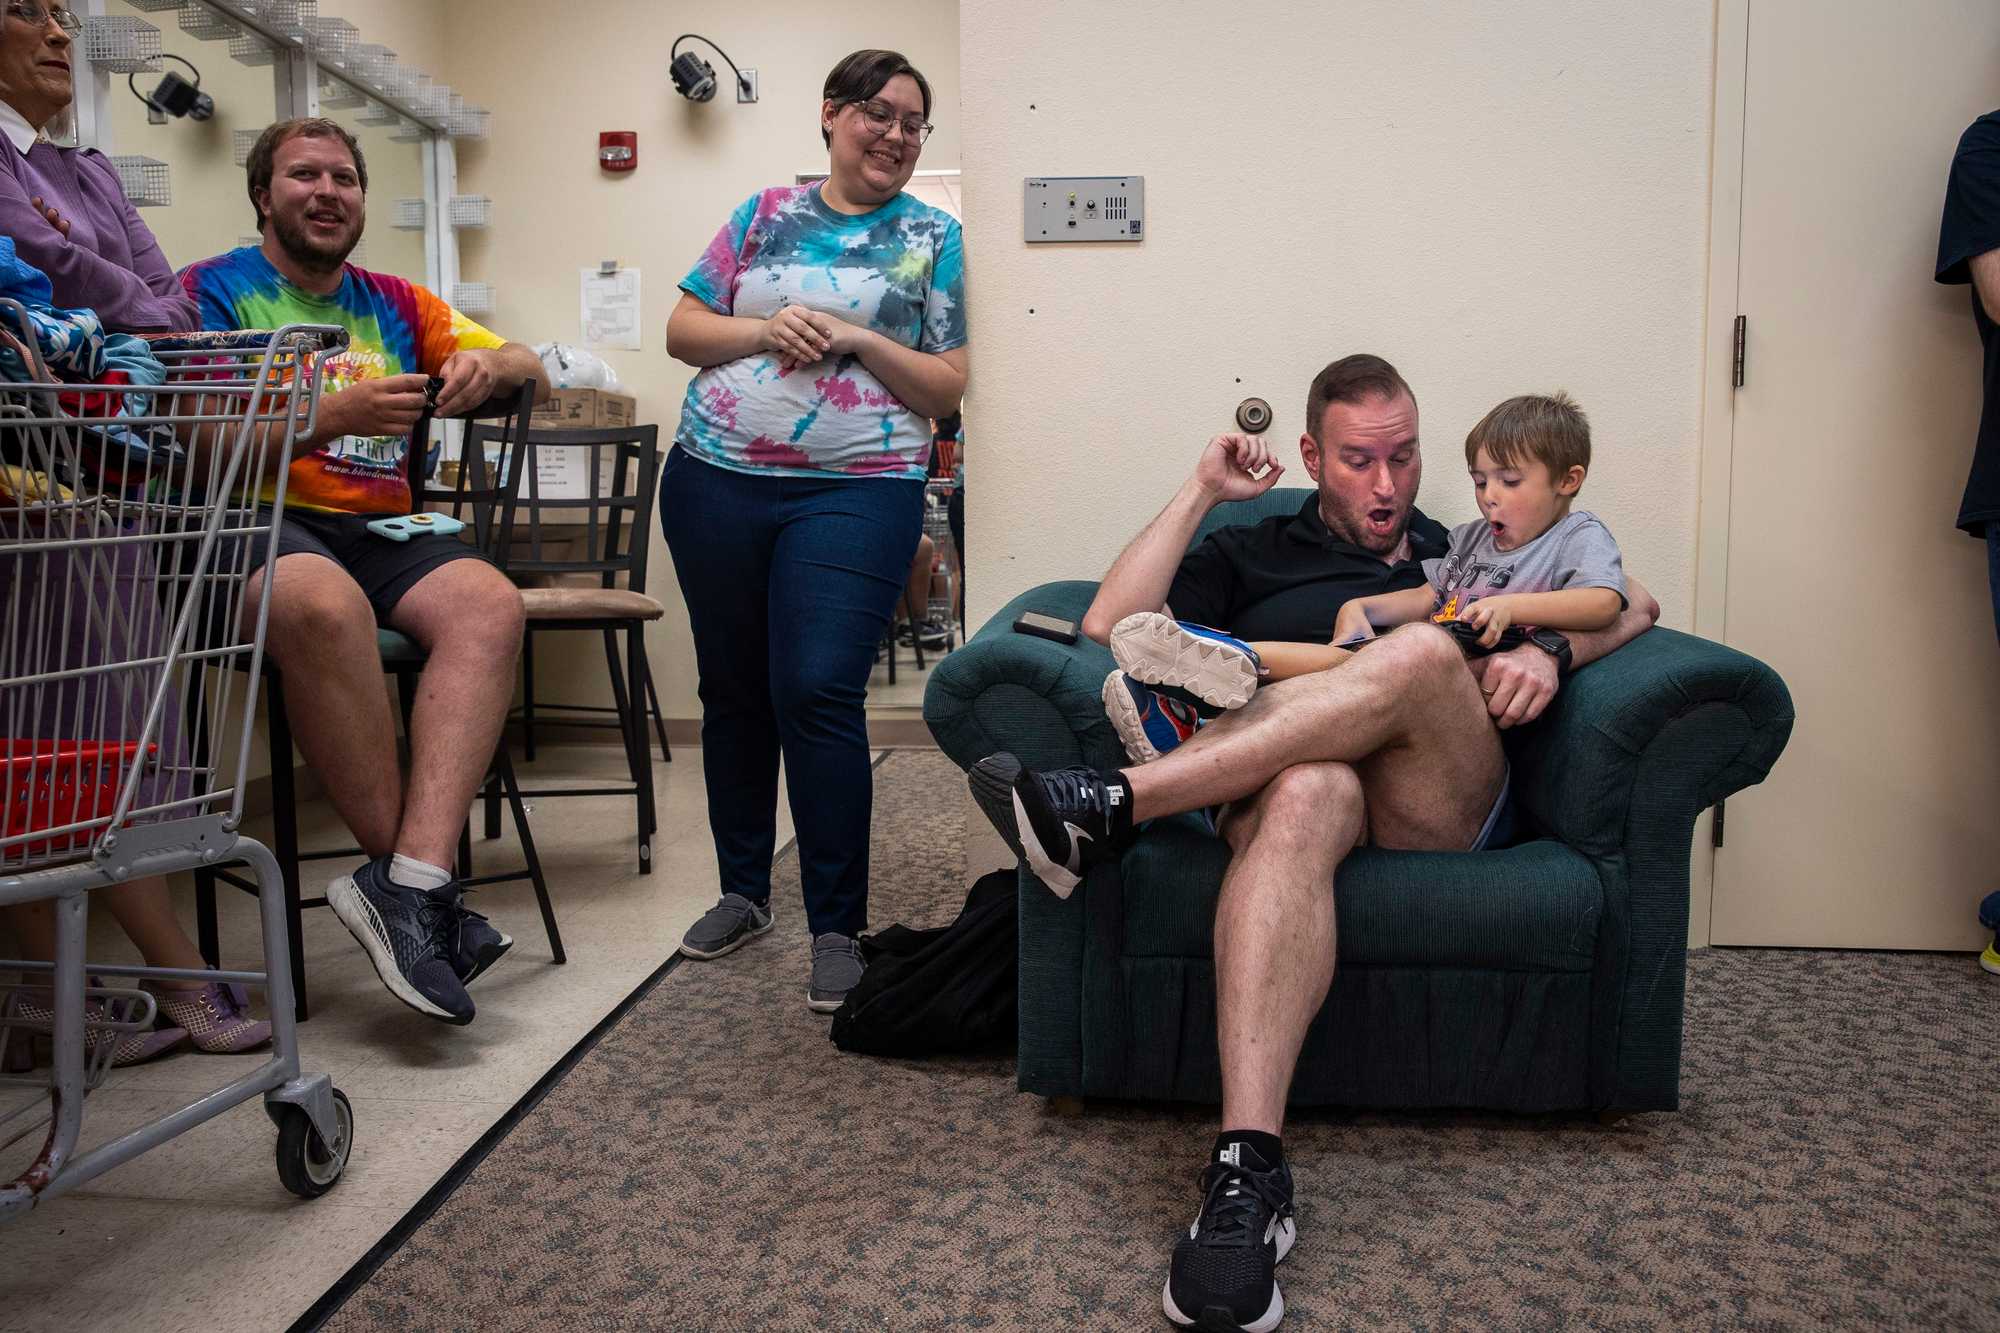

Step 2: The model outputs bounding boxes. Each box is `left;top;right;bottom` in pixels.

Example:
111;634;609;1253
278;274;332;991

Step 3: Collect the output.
1526;628;1572;677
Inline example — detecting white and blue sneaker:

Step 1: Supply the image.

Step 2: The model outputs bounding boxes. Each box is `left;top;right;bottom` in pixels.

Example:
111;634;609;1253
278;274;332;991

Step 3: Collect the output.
1102;669;1204;764
1111;612;1264;715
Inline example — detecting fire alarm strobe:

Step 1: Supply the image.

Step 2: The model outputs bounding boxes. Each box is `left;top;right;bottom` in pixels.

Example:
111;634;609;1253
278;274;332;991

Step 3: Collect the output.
599;131;637;172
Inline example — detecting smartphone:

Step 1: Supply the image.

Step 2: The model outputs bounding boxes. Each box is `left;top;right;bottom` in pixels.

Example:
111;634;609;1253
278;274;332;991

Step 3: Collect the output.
1013;611;1080;645
366;512;467;542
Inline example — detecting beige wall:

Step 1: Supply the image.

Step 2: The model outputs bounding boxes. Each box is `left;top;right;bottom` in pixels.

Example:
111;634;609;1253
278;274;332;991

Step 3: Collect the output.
437;0;962;716
958;1;1715;633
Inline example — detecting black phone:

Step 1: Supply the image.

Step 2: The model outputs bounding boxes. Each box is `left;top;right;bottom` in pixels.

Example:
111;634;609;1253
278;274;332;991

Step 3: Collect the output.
1014;611;1079;644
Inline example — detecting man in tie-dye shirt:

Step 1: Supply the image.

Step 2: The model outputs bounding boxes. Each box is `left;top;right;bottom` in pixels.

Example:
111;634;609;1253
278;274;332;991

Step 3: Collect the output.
183;118;549;1029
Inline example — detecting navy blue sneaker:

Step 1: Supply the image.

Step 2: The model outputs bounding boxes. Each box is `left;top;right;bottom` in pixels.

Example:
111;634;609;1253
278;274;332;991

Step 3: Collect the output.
967;752;1127;898
1164;1140;1298;1332
451;900;513;985
1102;669;1203;764
1111;612;1263;714
327;857;476;1025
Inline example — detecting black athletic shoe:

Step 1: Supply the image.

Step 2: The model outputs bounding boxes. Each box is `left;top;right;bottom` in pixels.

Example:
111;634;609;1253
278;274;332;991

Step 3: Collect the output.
327;857;476;1025
966;752;1126;899
1163;1141;1298;1333
450;900;513;985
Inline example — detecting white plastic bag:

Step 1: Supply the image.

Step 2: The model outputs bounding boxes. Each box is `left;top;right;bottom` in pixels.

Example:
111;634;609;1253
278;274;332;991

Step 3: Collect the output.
534;342;625;393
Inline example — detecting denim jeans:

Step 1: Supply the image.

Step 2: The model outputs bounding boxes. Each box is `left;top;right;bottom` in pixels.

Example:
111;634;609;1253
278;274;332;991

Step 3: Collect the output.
659;447;925;938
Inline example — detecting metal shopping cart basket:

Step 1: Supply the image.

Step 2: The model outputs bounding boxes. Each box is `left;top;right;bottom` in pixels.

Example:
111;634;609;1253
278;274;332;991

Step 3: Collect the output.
0;302;354;1213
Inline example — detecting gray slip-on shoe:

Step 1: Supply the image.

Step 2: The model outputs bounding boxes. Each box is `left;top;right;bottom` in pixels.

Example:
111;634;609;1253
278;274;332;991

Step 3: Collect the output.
679;893;774;960
806;933;865;1013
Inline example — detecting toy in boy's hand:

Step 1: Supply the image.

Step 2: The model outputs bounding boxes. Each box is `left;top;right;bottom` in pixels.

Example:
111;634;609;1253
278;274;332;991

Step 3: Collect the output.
366;512;466;542
423;376;446;411
1438;617;1531;659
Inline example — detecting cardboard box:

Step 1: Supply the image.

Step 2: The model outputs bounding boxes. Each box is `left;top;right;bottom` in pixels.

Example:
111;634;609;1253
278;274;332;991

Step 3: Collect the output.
531;387;637;430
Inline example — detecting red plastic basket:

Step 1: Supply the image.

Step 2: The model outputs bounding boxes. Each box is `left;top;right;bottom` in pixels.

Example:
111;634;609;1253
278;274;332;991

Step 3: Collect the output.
2;739;156;857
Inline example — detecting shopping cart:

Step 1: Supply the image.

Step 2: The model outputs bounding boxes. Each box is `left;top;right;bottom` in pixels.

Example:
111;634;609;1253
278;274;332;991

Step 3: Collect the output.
0;302;355;1214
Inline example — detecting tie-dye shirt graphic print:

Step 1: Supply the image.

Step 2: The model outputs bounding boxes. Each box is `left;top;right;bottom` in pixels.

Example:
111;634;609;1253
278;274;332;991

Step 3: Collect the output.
181;246;508;514
676;185;966;479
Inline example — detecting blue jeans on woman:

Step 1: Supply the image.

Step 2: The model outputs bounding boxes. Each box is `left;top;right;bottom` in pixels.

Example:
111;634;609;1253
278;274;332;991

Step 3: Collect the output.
659;447;925;939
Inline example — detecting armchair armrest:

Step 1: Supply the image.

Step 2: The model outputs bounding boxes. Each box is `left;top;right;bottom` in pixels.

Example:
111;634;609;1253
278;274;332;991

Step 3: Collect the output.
1508;627;1795;859
924;582;1128;773
1506;626;1794;1111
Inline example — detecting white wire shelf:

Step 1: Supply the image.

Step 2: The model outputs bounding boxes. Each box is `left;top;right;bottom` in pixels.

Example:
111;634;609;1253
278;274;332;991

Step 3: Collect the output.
80;16;162;74
450;284;495;317
175;1;240;42
392;198;425;231
110;156;171;208
446;196;490;229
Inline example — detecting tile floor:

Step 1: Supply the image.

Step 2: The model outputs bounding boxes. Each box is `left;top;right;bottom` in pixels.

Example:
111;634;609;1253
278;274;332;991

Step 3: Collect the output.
0;743;802;1333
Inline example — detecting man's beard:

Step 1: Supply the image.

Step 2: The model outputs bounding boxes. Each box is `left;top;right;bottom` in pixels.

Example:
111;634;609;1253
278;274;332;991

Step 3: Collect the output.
1319;489;1410;555
270;209;359;276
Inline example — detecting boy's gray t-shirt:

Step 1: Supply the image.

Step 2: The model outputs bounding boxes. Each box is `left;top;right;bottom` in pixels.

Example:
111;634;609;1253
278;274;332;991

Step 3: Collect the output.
1421;510;1628;618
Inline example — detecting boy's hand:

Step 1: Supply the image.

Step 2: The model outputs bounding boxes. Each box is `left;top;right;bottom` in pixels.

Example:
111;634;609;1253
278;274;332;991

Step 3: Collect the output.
1463;596;1517;648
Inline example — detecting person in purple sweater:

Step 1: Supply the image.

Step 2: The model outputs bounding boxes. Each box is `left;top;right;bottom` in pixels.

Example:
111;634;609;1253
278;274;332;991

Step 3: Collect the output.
0;1;266;1066
0;3;195;333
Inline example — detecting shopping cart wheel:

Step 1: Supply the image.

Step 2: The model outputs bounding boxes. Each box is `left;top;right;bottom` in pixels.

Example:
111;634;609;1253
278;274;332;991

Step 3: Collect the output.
275;1087;353;1199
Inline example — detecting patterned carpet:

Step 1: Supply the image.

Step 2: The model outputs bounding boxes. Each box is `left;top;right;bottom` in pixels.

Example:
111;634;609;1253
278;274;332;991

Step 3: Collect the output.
323;751;1999;1331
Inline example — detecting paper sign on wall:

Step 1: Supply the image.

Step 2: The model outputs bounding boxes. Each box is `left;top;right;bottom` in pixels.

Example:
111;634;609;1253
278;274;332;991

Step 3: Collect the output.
581;267;642;350
532;445;588;500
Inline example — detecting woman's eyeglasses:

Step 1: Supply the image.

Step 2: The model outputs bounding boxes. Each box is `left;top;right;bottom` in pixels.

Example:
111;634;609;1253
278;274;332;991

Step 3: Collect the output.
850;99;932;146
5;2;82;36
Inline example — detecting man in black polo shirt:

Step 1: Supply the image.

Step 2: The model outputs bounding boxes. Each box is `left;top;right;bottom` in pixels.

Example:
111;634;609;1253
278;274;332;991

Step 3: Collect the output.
969;354;1659;1333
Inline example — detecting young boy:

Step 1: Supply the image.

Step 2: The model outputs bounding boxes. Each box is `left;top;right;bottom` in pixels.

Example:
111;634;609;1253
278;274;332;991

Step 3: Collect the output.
1103;392;1627;762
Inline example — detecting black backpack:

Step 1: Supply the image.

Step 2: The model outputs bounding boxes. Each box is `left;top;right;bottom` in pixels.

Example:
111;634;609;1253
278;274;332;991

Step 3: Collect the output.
829;869;1017;1057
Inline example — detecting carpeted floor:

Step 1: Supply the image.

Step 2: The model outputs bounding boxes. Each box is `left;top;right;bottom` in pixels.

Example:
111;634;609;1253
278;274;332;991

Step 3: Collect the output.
322;751;1999;1331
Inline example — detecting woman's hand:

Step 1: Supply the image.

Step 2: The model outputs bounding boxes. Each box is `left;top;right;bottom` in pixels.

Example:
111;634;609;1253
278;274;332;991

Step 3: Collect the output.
800;310;871;359
29;196;69;238
761;305;831;366
1463;596;1517;648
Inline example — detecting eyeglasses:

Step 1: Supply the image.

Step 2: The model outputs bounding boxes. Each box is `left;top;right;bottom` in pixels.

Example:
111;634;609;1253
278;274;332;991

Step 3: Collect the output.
5;3;81;36
850;99;932;146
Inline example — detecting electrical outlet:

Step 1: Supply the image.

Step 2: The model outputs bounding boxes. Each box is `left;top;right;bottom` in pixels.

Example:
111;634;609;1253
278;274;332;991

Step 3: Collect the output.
737;68;758;103
1024;177;1145;243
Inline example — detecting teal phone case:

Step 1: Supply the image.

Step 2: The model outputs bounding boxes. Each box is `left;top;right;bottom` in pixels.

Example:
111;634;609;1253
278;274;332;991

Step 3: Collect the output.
366;513;467;542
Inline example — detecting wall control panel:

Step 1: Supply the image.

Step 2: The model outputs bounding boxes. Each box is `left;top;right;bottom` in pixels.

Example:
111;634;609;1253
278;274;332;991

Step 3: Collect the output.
1024;177;1145;243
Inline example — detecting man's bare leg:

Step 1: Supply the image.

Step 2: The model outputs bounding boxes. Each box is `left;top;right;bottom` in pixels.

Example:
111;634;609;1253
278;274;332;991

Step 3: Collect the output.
384;560;524;869
1214;762;1364;1134
247;553;403;856
1126;624;1504;846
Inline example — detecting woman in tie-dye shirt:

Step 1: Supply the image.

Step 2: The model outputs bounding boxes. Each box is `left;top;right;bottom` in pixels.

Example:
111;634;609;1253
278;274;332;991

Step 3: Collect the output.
661;49;967;1011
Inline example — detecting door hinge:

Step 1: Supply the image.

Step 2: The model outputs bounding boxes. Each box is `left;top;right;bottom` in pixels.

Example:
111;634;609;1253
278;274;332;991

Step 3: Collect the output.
1731;315;1747;388
1711;799;1726;848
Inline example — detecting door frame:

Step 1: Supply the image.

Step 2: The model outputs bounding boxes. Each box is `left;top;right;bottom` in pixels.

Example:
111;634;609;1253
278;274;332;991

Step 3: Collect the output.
1688;0;1752;949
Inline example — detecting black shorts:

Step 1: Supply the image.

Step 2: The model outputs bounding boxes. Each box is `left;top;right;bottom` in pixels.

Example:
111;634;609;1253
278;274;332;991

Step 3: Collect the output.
267;508;495;624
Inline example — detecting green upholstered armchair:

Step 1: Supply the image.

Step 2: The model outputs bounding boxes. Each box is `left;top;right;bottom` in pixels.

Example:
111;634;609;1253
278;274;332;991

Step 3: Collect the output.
923;490;1793;1113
